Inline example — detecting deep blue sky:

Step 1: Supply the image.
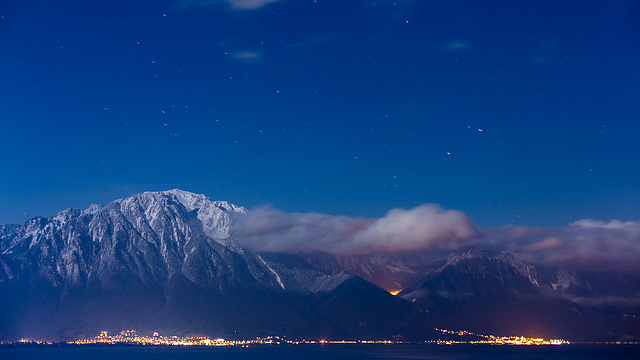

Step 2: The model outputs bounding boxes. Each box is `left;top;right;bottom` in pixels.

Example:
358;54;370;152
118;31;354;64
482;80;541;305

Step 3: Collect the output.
1;0;639;226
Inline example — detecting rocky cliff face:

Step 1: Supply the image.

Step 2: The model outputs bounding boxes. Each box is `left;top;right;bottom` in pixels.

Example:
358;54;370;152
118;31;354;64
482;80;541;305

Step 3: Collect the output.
1;190;249;290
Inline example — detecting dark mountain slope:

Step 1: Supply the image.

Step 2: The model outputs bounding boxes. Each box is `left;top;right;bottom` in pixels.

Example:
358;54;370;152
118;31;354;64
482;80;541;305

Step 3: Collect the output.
399;249;640;341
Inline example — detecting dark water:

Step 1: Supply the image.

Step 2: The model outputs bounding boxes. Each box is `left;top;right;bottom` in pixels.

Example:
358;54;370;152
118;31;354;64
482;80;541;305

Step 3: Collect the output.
1;344;639;360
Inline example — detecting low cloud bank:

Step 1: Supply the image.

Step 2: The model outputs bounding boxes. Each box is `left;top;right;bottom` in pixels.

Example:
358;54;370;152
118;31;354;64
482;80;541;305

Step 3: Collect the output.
484;219;640;274
232;204;478;254
231;205;640;274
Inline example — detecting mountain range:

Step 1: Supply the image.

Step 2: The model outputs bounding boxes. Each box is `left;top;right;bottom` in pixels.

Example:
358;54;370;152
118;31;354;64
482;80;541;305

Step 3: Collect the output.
1;190;638;341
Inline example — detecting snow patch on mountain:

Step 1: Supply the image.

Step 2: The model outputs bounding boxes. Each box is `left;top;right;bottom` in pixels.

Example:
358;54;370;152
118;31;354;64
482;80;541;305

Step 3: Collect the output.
257;254;285;289
551;269;575;291
82;204;102;216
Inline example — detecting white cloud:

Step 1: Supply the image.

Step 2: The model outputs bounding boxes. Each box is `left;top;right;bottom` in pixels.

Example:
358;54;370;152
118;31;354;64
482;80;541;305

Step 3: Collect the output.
233;204;640;274
569;218;640;231
232;204;478;254
352;205;478;252
231;207;372;253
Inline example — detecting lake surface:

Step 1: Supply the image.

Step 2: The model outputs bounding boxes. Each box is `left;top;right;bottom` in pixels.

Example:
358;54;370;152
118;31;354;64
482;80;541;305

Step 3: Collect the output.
1;344;639;360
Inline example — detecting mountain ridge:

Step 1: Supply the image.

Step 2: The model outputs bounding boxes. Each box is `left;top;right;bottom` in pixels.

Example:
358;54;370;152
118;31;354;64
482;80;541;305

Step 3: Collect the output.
0;190;433;341
1;190;638;341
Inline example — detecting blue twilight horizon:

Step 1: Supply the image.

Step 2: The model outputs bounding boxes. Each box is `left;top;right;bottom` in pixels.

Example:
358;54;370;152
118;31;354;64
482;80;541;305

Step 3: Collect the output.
1;0;639;227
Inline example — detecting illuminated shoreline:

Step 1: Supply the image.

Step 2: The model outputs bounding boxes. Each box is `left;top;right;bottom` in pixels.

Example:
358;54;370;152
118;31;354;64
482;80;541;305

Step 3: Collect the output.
4;328;575;346
5;328;639;347
432;328;570;345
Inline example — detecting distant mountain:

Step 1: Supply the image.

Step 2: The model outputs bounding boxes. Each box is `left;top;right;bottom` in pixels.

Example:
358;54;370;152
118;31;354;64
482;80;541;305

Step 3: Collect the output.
0;190;433;341
1;190;638;342
399;248;640;341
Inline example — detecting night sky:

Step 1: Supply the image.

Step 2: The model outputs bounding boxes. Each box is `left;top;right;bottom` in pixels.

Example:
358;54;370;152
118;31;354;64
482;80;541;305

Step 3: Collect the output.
1;0;639;227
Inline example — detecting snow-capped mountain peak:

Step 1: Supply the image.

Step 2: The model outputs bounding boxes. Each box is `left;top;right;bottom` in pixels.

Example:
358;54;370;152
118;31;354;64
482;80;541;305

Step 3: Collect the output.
0;190;391;341
152;189;247;240
154;189;208;212
102;189;246;241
